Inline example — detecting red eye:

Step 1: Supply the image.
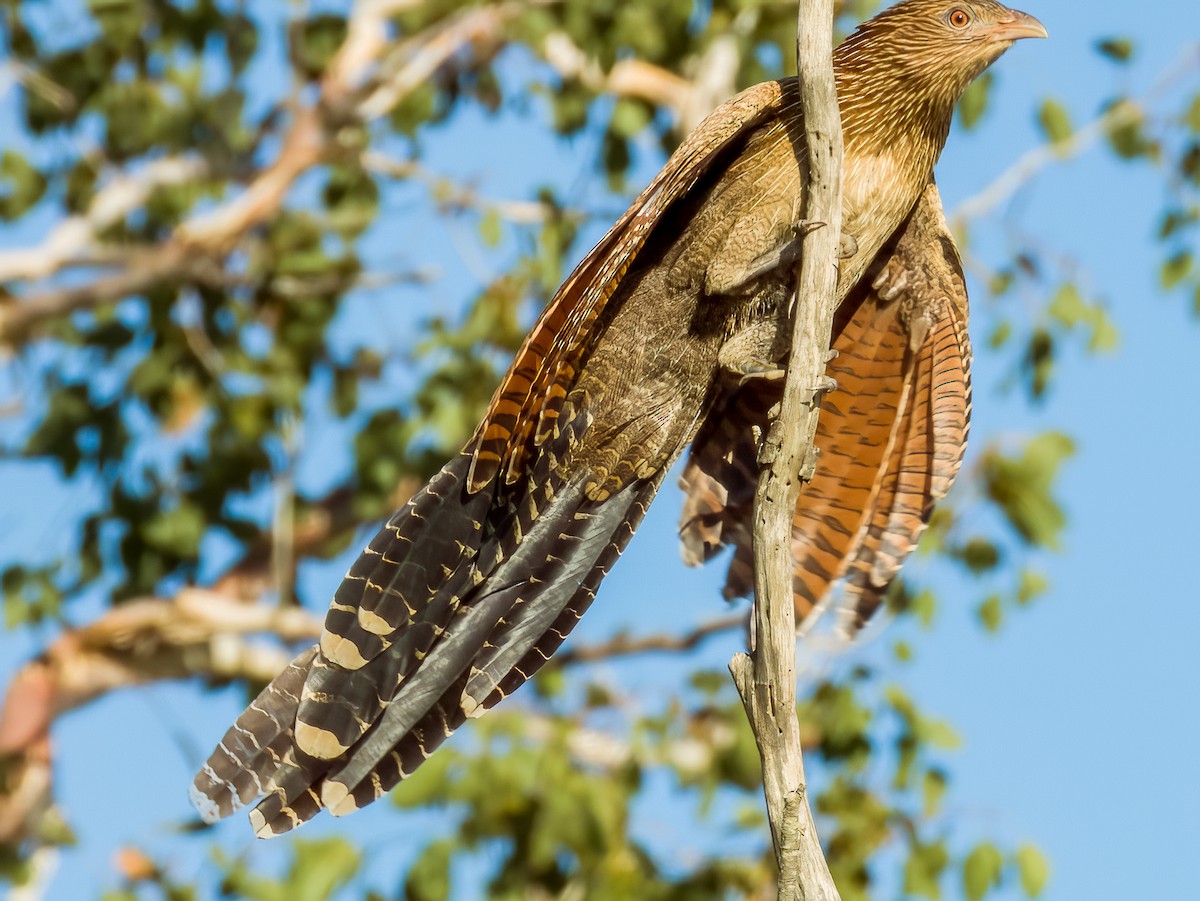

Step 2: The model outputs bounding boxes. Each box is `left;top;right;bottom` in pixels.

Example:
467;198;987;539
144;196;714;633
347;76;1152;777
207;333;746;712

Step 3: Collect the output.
949;8;970;27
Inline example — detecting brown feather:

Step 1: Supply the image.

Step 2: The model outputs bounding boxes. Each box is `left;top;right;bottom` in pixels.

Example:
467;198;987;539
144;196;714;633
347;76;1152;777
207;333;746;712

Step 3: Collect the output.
678;181;971;634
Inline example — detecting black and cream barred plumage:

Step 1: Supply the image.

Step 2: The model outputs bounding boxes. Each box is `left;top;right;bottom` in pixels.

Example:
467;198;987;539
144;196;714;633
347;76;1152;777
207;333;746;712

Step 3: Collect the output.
192;0;1043;836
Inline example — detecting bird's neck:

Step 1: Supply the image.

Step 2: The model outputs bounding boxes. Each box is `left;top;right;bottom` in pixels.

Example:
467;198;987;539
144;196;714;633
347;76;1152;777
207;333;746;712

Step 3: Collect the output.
833;63;955;182
823;54;959;300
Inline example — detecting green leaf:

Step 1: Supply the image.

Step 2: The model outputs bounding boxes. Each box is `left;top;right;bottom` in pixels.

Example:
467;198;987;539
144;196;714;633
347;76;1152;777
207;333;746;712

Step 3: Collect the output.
1106;101;1155;159
140;502;206;555
1048;284;1120;354
404;839;454;901
479;209;503;247
1017;569;1050;605
983;432;1075;548
904;839;949;900
292;14;348;79
978;595;1003;633
323;164;379;238
1089;314;1119;353
1157;208;1196;240
988;321;1012;349
1161;251;1193;290
1096;38;1134;63
1016;845;1051;897
1038;98;1072;145
532;663;566;699
960;537;1001;574
958;73;992;130
922;768;946;816
911;589;938;628
689;669;728;695
88;0;142;53
1024;328;1055;399
225;15;259;75
1047;283;1088;327
0;151;48;221
285;837;361;901
963;843;1004;901
609;97;652;137
921;718;962;751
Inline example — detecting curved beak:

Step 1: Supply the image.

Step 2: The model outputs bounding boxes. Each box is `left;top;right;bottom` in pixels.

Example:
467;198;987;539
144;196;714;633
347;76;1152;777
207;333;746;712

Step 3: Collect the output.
987;9;1048;43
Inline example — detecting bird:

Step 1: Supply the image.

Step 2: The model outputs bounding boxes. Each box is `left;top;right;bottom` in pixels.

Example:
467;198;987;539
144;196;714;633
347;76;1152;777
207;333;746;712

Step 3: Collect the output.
191;0;1045;836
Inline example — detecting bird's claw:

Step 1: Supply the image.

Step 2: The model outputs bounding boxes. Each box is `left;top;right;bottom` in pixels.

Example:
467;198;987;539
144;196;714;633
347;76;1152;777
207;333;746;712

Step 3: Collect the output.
732;359;787;385
800;444;822;482
799;222;857;259
815;374;838;395
794;375;837;407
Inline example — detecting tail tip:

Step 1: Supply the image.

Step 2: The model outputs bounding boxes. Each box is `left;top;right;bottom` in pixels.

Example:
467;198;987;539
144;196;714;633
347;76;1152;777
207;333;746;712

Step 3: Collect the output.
248;807;272;839
320;779;359;817
188;781;227;825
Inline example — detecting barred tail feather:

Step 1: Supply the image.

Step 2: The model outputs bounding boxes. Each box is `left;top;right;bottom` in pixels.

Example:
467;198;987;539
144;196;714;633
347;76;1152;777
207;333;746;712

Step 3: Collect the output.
193;384;673;837
189;645;318;822
246;468;664;835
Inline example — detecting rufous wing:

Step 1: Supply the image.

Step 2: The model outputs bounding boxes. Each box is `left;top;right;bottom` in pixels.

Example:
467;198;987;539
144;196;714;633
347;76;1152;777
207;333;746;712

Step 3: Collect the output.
677;181;971;634
468;80;792;493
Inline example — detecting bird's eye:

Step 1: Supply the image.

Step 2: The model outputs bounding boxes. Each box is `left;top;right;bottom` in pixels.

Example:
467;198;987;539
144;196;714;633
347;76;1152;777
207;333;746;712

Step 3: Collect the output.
948;8;971;27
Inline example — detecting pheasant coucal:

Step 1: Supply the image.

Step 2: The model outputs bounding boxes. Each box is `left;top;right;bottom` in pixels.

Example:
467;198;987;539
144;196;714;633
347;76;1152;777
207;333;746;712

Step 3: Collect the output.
192;0;1045;836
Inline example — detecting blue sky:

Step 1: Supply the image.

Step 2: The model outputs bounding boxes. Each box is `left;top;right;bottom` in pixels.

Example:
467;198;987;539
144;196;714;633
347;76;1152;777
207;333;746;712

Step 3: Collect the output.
3;1;1200;898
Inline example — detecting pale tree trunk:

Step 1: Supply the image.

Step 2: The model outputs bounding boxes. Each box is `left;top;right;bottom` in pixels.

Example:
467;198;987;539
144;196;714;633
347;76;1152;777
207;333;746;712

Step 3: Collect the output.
729;1;844;898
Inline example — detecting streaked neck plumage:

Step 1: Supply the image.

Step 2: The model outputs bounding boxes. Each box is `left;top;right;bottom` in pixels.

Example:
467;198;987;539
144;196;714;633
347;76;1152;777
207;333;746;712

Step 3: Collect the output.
826;10;1007;293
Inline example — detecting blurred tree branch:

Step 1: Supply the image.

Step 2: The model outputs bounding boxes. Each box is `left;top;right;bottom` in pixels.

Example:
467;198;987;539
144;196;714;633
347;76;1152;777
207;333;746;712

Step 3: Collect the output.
0;2;514;348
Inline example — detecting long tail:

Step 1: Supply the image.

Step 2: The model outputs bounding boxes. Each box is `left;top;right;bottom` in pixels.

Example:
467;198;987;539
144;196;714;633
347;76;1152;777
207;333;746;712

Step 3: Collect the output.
190;429;665;836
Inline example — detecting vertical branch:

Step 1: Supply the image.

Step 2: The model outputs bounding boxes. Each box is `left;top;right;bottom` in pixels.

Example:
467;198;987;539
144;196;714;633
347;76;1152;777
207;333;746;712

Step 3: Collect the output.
728;0;843;899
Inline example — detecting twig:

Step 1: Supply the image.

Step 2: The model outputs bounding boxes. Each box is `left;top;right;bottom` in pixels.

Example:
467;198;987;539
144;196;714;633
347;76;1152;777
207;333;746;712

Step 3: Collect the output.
0;156;207;284
541;31;696;121
554;612;744;666
362;152;574;225
729;1;843;899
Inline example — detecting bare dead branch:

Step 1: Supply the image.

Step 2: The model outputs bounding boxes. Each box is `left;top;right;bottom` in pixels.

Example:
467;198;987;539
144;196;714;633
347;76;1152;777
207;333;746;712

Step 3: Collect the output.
730;1;843;898
0;244;194;344
541;31;694;117
0;591;323;754
555;613;745;666
357;4;513;119
362;152;572;225
0;157;208;284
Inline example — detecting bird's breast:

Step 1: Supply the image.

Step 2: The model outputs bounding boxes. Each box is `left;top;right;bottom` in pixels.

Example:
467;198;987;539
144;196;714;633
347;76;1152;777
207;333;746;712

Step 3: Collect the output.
837;149;927;296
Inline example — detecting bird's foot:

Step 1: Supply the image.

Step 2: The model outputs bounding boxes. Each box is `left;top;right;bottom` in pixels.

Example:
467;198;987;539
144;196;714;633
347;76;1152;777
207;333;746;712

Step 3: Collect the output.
783;221;857;259
803;374;838;404
726;358;786;385
800;444;822;482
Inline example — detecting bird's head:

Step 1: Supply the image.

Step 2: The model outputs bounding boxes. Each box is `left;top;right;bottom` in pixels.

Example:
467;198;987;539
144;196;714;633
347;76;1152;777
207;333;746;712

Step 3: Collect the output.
835;0;1046;146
